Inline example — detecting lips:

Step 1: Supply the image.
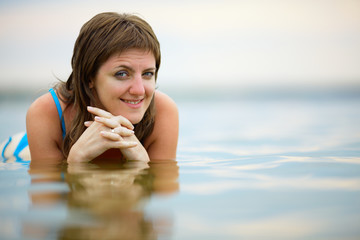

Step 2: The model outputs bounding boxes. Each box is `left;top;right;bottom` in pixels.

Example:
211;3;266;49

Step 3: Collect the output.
121;98;144;108
122;99;142;104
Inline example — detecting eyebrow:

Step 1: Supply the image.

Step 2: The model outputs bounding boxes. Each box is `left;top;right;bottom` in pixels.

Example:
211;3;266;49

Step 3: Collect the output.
116;65;156;72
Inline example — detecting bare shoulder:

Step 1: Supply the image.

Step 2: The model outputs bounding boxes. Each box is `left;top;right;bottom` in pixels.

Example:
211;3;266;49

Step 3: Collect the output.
26;91;64;160
153;91;179;132
27;91;63;136
27;92;56;115
144;90;179;160
27;92;61;126
154;90;178;113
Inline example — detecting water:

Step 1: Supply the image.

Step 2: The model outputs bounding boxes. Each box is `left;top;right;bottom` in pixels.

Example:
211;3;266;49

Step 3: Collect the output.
1;92;360;239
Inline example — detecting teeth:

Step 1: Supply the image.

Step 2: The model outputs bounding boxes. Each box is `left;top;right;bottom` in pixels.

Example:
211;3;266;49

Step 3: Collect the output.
123;99;141;104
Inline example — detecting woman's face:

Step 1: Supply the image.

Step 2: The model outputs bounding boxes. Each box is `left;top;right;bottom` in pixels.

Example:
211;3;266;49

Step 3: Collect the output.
92;48;156;124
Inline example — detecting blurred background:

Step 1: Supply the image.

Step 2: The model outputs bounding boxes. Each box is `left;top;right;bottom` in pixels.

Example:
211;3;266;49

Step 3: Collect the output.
1;0;360;142
1;0;359;97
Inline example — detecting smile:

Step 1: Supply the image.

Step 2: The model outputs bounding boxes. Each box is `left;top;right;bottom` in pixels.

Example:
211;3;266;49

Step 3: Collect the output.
122;99;142;104
121;98;144;108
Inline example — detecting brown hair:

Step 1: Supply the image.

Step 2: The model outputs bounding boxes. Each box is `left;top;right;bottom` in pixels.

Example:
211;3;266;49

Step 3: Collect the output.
56;12;161;157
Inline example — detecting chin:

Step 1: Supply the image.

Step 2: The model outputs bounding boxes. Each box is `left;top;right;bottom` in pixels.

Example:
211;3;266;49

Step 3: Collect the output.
128;115;145;125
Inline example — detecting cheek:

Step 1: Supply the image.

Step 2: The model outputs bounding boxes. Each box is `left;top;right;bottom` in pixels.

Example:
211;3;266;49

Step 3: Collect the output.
144;81;156;95
102;81;126;95
95;83;122;108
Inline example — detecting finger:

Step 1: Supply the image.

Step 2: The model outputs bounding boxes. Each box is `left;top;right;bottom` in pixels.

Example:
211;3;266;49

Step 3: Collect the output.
113;127;134;137
84;121;94;127
114;115;134;130
87;106;113;118
115;140;138;149
100;130;122;141
95;116;119;128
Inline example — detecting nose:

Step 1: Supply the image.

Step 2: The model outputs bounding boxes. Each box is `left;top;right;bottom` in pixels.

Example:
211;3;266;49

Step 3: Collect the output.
129;74;145;95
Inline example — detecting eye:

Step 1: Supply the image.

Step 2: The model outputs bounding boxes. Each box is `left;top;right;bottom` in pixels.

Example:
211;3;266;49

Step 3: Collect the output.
115;71;129;79
143;71;154;79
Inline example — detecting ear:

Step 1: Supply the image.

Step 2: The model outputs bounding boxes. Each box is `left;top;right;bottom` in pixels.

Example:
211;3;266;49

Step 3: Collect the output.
89;80;94;88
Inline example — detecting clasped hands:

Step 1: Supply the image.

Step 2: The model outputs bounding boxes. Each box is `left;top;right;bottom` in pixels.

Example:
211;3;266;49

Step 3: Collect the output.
85;106;138;149
68;106;147;163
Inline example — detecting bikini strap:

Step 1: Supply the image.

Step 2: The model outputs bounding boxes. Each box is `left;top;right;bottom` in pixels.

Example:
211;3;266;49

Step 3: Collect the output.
49;88;66;139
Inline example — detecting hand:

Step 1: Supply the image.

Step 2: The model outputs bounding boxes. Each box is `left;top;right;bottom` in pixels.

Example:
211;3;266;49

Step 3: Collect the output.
67;107;137;163
87;106;150;162
87;106;138;148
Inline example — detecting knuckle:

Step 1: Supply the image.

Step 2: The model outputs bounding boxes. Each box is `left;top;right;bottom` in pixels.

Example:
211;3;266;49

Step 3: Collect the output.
114;116;123;121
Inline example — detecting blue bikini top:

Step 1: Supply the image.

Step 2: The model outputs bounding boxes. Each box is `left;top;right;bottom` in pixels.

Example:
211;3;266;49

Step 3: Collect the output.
49;88;66;139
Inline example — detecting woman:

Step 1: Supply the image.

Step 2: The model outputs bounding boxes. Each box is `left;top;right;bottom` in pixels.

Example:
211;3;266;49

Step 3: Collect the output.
26;12;178;162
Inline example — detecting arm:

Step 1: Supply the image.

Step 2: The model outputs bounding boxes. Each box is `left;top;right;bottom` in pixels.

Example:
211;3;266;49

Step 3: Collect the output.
27;93;137;163
144;91;179;160
26;93;65;162
118;132;151;161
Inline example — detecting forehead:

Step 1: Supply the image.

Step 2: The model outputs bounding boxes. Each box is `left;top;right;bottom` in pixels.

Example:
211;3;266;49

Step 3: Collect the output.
104;49;156;68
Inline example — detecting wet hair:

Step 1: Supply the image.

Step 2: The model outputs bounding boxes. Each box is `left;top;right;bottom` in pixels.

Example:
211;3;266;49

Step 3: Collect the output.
56;12;161;158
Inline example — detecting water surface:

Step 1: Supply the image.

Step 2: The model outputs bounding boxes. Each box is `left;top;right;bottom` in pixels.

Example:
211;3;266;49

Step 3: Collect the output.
1;94;360;239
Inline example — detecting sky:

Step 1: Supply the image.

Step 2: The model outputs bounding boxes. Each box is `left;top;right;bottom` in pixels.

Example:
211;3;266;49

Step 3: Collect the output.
0;0;360;94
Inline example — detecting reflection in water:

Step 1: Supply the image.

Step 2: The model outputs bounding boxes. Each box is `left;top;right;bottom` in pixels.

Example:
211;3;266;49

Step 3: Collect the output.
2;97;359;239
25;159;179;240
175;156;360;240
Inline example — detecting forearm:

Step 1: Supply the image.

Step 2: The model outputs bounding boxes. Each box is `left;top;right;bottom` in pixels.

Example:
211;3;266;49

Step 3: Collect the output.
120;135;150;162
67;143;91;163
67;136;104;163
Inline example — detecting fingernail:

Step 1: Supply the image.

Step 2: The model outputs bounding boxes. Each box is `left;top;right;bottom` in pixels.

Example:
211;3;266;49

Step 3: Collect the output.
94;116;101;121
87;106;94;110
84;121;92;126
